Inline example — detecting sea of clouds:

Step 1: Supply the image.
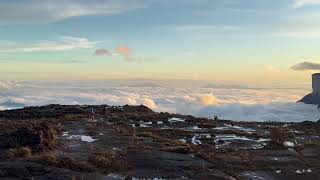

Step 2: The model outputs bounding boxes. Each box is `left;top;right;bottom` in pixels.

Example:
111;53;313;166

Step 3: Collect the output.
0;80;319;122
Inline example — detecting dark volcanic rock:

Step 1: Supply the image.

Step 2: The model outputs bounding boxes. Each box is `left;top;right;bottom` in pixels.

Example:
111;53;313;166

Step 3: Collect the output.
0;104;87;119
298;93;320;107
0;122;57;151
1;104;320;179
0;161;107;180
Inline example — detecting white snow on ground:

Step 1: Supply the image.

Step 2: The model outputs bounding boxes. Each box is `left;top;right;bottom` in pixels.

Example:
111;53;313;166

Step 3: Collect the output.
191;126;201;130
168;117;185;123
191;135;202;145
81;135;98;142
295;169;312;174
215;134;253;141
284;141;295;147
67;135;98;143
214;124;256;133
139;124;150;128
214;135;270;149
276;170;282;174
142;121;153;125
62;132;69;136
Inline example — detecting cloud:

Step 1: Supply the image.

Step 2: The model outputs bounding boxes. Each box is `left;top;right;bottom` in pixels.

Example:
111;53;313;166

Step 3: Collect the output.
291;61;320;71
292;0;320;8
115;45;148;62
93;45;152;62
0;36;97;53
143;98;158;109
115;46;132;58
196;102;319;122
94;49;111;56
197;94;218;106
0;0;146;25
0;80;318;122
0;80;21;90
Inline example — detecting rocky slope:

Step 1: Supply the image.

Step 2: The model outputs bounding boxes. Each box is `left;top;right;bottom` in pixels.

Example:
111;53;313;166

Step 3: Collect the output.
0;104;319;180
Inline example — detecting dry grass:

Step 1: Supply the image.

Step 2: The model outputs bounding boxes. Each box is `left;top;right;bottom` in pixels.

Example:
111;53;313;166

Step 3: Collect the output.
88;150;128;173
31;152;57;165
7;147;32;159
62;114;82;121
270;127;285;144
31;153;93;172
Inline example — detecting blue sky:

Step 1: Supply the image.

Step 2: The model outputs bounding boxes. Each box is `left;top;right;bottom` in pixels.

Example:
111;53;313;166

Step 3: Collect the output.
0;0;320;86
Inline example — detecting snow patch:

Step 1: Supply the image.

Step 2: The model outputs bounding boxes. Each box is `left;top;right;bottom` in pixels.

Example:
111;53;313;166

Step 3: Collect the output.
67;135;98;143
284;141;294;147
191;135;202;145
81;135;98;142
168;117;185;123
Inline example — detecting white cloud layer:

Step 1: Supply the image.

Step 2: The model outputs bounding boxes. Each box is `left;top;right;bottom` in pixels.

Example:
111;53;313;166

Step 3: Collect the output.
0;36;97;52
0;0;145;25
0;80;319;122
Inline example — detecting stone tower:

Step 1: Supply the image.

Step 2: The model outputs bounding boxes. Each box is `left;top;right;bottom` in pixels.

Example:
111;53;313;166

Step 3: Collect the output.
312;73;320;94
298;73;320;107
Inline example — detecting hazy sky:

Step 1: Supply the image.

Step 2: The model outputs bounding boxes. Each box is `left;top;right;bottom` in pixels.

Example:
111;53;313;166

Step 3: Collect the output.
0;0;320;86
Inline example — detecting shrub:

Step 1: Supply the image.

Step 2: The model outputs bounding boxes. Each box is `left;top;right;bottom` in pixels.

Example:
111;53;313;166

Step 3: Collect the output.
32;152;57;165
7;147;32;159
88;150;128;173
31;153;93;172
270;127;285;144
57;156;93;172
63;114;79;121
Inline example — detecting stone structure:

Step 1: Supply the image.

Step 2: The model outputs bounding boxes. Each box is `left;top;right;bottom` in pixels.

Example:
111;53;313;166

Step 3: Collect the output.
312;73;320;94
299;73;320;107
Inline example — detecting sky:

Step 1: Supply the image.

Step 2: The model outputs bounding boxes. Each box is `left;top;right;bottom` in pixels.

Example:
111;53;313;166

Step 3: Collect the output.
0;0;320;87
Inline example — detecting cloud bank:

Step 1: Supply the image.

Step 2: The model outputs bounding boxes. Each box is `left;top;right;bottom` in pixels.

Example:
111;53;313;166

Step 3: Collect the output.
0;80;319;122
291;61;320;71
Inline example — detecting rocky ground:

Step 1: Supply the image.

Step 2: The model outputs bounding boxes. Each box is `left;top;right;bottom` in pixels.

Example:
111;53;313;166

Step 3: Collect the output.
0;104;319;180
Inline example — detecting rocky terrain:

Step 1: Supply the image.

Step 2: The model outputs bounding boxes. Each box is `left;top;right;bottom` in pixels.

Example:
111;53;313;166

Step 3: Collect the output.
0;104;319;180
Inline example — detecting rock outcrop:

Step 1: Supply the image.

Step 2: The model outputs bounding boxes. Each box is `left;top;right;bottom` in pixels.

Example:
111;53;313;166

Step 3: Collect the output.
298;73;320;107
298;93;320;107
